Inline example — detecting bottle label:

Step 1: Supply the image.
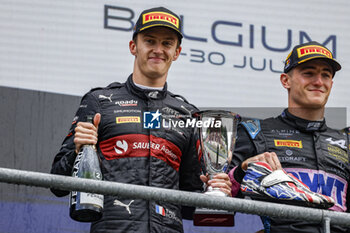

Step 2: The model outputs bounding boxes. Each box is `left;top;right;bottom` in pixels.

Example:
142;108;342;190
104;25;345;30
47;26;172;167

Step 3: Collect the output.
72;151;84;178
80;192;104;208
70;191;77;206
70;143;104;209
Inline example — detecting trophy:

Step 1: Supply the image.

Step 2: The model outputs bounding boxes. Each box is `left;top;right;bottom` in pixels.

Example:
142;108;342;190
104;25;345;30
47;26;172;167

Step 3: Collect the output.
193;110;240;226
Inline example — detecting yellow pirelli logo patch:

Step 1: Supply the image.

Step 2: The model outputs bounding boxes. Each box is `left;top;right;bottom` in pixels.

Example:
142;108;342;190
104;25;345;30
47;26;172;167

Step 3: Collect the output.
116;116;140;124
143;12;179;28
274;140;303;148
297;45;332;59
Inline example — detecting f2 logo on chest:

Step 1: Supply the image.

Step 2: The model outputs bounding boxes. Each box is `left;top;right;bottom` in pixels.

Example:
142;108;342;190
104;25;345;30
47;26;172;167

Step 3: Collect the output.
326;138;346;149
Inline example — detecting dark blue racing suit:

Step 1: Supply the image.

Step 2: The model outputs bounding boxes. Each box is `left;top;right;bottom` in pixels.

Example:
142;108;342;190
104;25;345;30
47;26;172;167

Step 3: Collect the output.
230;109;350;233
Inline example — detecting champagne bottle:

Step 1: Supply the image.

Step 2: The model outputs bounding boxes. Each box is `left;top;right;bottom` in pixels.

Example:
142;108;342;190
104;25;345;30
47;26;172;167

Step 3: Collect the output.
69;115;103;222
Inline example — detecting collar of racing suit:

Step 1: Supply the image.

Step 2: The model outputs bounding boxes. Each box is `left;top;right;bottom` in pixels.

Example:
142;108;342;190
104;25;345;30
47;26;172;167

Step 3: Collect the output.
279;108;327;133
125;74;168;100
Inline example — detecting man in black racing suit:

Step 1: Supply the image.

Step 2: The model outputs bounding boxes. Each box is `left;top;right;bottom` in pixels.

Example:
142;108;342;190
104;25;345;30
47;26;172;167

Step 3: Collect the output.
50;7;232;233
228;41;350;233
51;75;203;233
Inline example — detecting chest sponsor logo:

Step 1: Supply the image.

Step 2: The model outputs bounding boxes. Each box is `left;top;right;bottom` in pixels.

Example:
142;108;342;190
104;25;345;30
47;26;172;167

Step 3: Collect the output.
98;94;113;102
285;149;293;156
279;156;306;162
114;109;141;114
271;129;300;136
114;140;128;154
116;116;140;124
99;134;182;171
284;168;348;211
132;141;178;161
326;137;346;150
162;107;180;116
115;100;138;107
274;140;303;148
327;144;348;163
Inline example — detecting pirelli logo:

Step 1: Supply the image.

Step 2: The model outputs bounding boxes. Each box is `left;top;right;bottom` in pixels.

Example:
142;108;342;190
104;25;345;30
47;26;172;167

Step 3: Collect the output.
297;45;332;59
116;116;140;124
143;12;179;28
285;59;291;66
274;140;303;148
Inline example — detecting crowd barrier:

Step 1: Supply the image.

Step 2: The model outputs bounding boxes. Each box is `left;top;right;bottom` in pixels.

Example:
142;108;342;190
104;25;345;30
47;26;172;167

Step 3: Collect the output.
0;167;349;233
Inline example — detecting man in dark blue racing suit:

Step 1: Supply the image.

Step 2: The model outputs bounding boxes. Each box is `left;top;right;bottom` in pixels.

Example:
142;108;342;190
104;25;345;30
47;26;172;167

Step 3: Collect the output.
229;41;350;233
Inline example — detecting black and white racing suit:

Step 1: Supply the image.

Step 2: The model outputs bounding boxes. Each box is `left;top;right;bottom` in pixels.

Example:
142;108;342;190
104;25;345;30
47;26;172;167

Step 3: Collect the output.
229;109;350;233
50;75;203;233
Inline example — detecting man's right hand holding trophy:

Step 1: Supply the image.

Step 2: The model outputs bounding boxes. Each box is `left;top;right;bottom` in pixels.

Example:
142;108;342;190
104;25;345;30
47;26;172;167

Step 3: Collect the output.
193;110;240;226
